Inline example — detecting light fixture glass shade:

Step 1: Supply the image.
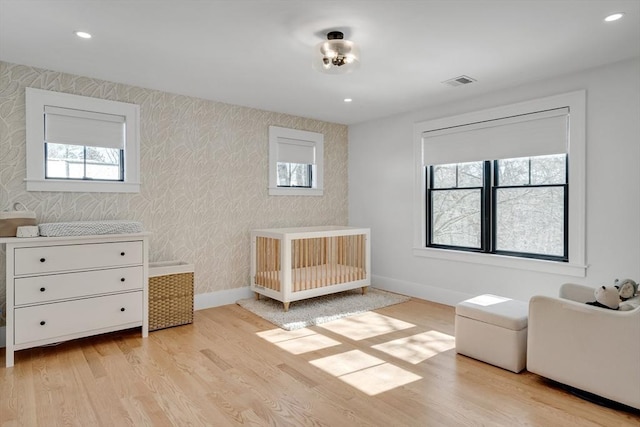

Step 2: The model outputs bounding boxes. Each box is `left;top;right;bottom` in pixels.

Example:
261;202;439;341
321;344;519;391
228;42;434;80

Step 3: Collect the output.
313;36;360;74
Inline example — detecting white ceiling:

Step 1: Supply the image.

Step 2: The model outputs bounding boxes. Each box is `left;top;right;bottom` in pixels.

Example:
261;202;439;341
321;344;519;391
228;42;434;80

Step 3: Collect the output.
1;0;639;125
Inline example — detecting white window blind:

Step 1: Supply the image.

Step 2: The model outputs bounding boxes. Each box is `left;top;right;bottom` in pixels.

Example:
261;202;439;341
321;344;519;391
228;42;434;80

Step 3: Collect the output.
44;105;125;149
277;137;316;164
422;108;568;165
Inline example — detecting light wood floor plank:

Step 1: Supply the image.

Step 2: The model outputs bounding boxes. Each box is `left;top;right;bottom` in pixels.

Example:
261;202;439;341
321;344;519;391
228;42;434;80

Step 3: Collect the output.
1;298;639;426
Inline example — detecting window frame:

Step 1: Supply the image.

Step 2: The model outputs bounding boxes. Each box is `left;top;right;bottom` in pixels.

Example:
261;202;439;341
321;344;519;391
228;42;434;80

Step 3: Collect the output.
426;156;568;262
268;126;323;196
25;88;140;193
426;161;489;252
413;91;586;277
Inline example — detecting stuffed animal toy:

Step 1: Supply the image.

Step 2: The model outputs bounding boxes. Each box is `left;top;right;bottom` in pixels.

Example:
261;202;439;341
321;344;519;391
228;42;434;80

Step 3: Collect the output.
586;285;620;310
615;278;638;301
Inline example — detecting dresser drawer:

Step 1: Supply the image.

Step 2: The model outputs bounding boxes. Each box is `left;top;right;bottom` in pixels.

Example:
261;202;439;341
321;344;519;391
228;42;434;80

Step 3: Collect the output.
14;291;143;345
14;241;143;275
14;266;144;306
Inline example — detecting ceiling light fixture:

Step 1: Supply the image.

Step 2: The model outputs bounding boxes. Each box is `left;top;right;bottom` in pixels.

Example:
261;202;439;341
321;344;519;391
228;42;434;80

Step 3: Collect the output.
604;12;624;22
313;31;360;74
74;31;92;39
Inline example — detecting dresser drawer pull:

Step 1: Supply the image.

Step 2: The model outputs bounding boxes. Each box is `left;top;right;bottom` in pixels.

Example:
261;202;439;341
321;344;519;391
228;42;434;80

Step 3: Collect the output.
40;321;46;326
40;258;46;263
120;252;125;256
40;287;46;292
120;278;125;282
120;307;126;312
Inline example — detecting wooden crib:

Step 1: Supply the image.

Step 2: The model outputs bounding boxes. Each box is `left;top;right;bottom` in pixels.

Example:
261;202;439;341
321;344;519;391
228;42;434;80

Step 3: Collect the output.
251;226;370;311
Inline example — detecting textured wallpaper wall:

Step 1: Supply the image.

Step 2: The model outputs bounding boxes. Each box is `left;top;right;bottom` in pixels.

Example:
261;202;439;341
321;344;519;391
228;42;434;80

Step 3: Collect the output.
0;62;348;326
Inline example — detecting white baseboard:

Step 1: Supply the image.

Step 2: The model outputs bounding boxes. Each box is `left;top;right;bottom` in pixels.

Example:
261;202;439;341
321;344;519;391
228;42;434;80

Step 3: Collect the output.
194;286;254;311
372;274;473;307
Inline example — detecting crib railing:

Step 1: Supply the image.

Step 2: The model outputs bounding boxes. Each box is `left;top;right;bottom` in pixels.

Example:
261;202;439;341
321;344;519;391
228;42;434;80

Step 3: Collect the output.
254;233;367;293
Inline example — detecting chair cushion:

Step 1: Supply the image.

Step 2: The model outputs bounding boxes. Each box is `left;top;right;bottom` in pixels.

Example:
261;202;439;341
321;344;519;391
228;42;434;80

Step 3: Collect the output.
456;294;528;331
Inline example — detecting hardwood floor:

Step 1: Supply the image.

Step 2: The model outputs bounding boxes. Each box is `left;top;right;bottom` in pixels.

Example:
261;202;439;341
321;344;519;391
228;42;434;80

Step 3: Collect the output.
2;298;638;426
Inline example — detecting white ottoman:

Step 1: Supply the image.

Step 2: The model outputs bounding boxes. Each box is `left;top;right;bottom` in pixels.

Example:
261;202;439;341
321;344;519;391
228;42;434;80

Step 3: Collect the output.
455;294;528;373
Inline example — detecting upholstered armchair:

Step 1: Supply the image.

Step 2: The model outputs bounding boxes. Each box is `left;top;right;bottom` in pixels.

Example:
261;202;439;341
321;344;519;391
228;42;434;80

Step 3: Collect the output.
527;283;640;410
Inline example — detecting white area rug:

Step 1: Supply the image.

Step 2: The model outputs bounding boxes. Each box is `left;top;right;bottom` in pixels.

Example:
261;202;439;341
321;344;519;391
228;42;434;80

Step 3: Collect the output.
236;288;410;330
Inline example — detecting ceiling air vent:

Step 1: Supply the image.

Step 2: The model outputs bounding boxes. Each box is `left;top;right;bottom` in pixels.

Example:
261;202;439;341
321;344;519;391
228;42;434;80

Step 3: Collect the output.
443;75;477;87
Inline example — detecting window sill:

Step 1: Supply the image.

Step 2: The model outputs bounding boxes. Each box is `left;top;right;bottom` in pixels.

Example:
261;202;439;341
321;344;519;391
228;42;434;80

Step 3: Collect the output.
268;187;323;196
412;247;587;277
26;179;140;193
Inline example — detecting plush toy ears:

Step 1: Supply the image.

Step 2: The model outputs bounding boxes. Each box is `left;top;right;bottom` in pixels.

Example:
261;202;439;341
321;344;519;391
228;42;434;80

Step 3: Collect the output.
617;279;639;299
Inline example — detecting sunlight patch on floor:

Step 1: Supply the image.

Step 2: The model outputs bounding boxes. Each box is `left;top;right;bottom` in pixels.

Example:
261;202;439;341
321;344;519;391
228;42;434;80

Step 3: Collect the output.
309;350;384;376
340;363;422;395
310;350;421;396
256;328;340;354
318;312;415;340
372;330;456;364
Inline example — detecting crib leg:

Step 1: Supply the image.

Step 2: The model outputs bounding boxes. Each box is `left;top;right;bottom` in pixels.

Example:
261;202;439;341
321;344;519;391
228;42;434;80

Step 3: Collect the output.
283;302;290;312
362;286;368;295
255;292;261;300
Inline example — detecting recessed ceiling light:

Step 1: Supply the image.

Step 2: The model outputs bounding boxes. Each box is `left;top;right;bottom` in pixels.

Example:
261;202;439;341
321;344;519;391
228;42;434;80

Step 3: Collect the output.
344;98;353;103
604;12;624;22
74;31;92;39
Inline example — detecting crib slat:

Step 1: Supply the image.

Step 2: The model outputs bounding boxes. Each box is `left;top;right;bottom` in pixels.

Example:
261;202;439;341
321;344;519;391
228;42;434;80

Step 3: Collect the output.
267;237;271;289
268;238;272;289
350;236;355;282
358;234;363;280
357;234;362;280
309;239;318;289
292;239;296;292
294;239;299;292
266;237;271;289
323;237;327;288
258;237;264;287
298;239;303;292
272;238;277;290
356;235;360;280
272;238;275;290
313;238;318;289
307;238;310;290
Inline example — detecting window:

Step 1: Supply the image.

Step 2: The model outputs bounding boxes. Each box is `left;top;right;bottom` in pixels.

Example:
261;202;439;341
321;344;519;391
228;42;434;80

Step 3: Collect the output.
44;106;125;181
26;88;140;193
413;91;586;276
268;126;323;196
429;161;486;250
493;154;567;259
277;163;312;188
427;154;567;261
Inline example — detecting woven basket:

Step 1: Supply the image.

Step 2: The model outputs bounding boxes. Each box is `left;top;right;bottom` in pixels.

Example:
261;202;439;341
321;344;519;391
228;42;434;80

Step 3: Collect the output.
149;262;194;331
0;202;37;237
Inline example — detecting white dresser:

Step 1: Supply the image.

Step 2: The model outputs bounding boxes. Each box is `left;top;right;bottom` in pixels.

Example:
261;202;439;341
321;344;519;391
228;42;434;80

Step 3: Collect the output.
1;233;150;367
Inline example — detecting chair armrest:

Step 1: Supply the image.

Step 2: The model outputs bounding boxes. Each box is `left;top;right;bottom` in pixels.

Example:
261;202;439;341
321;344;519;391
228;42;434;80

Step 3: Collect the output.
559;283;594;303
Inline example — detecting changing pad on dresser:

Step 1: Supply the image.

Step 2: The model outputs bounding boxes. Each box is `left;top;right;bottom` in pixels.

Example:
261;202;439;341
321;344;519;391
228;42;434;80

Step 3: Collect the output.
39;220;144;237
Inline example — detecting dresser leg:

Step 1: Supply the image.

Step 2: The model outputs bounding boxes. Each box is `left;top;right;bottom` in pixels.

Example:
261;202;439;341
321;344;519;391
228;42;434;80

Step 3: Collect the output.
6;348;14;368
